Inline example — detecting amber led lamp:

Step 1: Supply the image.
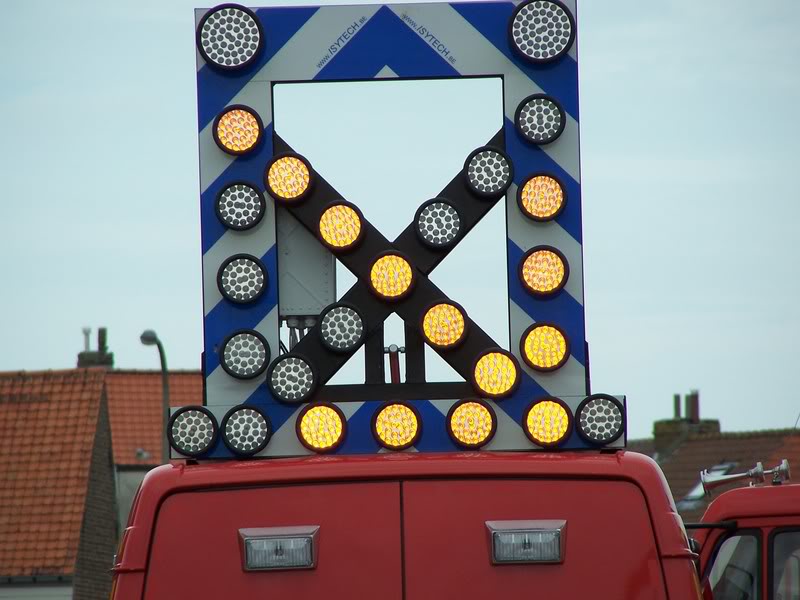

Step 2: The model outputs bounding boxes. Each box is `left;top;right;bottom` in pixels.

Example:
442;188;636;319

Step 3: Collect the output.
213;105;262;155
369;253;414;301
518;174;565;221
447;399;496;449
521;323;569;372
265;153;312;202
422;302;466;349
296;403;345;453
519;246;568;296
372;402;420;450
472;350;519;399
524;398;572;448
319;202;363;250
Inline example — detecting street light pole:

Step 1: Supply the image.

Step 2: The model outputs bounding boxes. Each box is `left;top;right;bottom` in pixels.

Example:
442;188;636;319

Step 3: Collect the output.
140;330;170;464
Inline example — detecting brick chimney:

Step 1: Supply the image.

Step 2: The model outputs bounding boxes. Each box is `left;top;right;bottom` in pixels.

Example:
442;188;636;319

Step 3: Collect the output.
653;390;719;460
77;327;115;368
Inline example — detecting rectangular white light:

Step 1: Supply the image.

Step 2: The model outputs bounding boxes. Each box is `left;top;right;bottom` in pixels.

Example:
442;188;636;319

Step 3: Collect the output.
239;526;319;571
486;520;567;564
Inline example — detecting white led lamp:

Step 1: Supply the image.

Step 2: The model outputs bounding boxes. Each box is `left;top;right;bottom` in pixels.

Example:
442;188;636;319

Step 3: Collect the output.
216;254;267;304
266;353;317;403
221;405;272;457
576;394;625;446
168;406;218;457
464;146;514;199
197;4;264;71
509;0;575;64
318;303;365;353
220;329;270;379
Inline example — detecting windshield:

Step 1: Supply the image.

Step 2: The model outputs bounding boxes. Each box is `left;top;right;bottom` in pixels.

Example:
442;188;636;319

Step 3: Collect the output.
772;529;800;600
707;532;761;600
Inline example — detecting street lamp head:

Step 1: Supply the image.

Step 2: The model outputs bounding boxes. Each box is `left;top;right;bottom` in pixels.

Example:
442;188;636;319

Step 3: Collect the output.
140;329;160;346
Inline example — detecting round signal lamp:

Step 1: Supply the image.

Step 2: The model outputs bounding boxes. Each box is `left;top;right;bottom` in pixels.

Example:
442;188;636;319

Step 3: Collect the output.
319;303;364;353
297;403;345;453
518;174;565;221
213;105;262;155
416;199;461;249
472;351;519;399
372;403;420;450
524;398;572;448
215;182;266;231
168;406;218;457
510;0;575;64
197;5;264;71
447;400;496;449
217;254;267;304
515;94;565;146
265;154;312;202
521;323;569;372
520;247;568;296
422;302;466;349
220;329;270;379
576;394;625;446
465;146;513;198
319;203;363;250
221;405;271;457
267;354;316;403
369;253;414;301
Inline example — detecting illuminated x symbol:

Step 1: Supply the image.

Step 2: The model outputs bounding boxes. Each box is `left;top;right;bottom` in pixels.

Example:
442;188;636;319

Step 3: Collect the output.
265;130;520;403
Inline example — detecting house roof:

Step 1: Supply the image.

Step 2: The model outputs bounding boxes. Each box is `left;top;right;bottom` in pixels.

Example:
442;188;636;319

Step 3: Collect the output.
0;369;105;578
631;428;800;522
626;438;655;458
105;371;202;466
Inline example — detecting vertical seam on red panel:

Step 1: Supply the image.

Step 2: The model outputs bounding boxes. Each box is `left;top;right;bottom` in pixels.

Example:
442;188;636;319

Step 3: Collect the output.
399;481;406;600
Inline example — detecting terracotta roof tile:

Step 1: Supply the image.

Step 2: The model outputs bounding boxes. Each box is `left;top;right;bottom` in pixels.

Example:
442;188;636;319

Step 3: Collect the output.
626;438;655;457
767;434;800;468
0;369;104;577
106;371;202;466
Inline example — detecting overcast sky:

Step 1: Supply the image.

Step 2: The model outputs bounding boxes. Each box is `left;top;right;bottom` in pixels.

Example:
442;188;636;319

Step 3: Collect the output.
1;0;798;439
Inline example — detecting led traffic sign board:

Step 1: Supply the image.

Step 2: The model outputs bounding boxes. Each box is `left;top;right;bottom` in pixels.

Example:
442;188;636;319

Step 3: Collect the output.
178;0;626;459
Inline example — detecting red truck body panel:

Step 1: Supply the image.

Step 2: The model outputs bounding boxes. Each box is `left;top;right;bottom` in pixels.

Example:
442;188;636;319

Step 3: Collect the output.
112;451;699;599
403;478;666;598
146;482;403;599
695;483;800;599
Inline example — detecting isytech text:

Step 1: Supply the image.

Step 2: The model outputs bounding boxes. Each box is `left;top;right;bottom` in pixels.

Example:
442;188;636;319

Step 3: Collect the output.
316;16;369;70
400;13;457;65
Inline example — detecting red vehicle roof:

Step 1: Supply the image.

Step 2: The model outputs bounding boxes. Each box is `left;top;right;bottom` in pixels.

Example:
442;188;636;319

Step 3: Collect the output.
118;450;693;576
701;482;800;523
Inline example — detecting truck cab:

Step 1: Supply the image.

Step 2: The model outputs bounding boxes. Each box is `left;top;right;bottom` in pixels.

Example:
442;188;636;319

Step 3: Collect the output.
110;451;700;599
692;461;799;599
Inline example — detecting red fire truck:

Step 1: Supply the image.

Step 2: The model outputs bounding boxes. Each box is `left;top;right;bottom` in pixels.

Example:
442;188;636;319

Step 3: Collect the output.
110;456;800;599
691;460;800;599
110;451;701;599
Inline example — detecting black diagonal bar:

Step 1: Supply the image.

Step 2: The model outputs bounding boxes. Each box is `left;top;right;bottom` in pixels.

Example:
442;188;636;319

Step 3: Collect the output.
273;132;507;391
392;129;505;275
